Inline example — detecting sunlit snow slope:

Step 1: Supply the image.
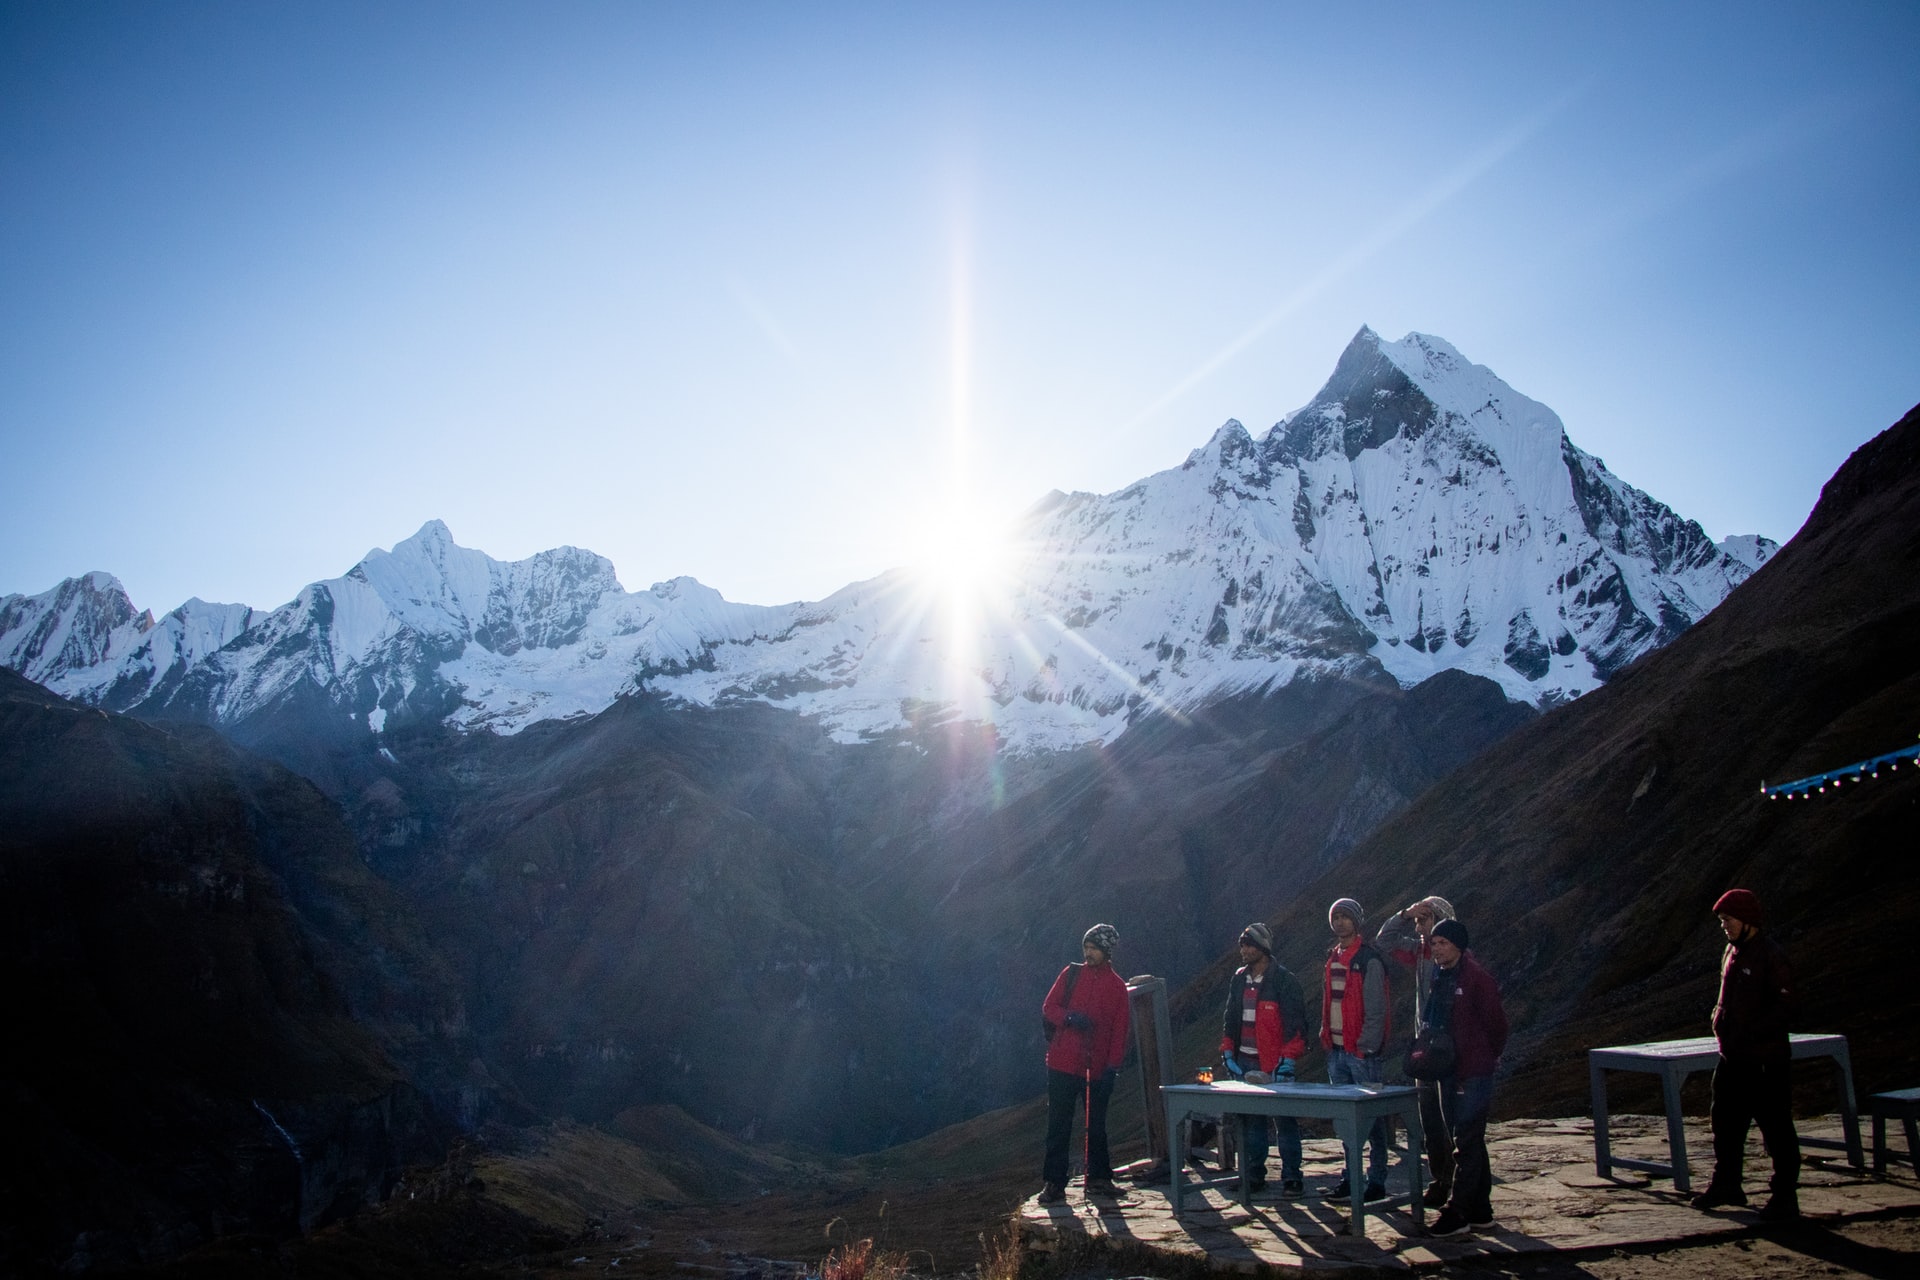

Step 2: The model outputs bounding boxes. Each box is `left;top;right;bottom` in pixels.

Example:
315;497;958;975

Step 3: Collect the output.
1;329;1773;751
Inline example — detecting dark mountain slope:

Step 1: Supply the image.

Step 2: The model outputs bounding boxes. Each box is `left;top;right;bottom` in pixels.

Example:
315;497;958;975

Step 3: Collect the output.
0;668;483;1274
1199;403;1920;1113
328;658;1531;1153
366;694;977;1152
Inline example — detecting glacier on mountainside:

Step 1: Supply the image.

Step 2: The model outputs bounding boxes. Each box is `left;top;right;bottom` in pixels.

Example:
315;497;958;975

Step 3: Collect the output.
0;329;1777;752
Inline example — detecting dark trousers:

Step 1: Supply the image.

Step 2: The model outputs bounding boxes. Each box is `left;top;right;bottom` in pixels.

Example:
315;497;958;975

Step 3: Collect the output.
1044;1068;1114;1185
1710;1057;1800;1196
1439;1074;1494;1222
1417;1077;1454;1190
1243;1112;1303;1182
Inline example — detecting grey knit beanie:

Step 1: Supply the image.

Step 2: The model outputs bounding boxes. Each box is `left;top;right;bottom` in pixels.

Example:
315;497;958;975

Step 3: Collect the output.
1239;922;1273;955
1329;897;1364;927
1083;923;1119;958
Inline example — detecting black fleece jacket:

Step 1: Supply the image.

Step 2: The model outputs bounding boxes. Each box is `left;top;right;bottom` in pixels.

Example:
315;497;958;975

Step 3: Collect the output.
1711;928;1792;1064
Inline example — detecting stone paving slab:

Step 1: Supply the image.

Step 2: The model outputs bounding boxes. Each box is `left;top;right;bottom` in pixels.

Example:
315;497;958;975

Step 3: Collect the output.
1017;1115;1920;1274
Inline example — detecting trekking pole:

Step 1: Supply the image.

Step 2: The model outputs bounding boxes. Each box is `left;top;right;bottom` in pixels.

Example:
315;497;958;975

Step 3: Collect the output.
1083;1032;1095;1185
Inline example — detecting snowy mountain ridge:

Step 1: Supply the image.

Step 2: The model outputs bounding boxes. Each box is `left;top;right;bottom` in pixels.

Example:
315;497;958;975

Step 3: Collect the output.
1;328;1775;752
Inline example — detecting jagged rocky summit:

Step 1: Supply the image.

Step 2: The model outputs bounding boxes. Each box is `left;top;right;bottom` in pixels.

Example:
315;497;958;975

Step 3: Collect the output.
1;328;1774;751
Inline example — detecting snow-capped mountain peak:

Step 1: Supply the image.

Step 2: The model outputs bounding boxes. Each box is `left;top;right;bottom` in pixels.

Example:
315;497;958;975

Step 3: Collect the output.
2;329;1777;750
1716;533;1777;574
0;571;149;692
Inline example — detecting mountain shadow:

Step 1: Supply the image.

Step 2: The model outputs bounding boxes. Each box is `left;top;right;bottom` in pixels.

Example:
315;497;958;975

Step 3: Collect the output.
0;668;494;1274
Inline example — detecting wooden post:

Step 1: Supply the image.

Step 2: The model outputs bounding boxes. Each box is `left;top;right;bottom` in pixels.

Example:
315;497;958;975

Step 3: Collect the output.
1127;976;1173;1166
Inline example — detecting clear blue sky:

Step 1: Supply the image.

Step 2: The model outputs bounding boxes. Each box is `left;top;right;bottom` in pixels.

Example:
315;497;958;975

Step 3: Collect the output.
4;1;1917;612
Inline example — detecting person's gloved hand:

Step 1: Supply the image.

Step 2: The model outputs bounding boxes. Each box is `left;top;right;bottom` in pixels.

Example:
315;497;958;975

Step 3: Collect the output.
1221;1051;1245;1079
1243;1070;1271;1085
1064;1010;1092;1032
1275;1058;1296;1081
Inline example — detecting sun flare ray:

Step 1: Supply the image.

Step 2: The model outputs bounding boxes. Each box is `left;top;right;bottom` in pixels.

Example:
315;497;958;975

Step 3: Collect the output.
1120;84;1588;438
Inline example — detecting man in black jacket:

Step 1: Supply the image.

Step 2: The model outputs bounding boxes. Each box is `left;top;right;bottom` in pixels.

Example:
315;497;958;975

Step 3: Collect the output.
1692;888;1800;1220
1218;923;1309;1196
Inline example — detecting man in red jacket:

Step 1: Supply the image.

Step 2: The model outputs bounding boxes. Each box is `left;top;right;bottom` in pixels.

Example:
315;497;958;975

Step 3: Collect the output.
1691;888;1799;1221
1038;923;1132;1203
1219;922;1308;1196
1424;918;1509;1238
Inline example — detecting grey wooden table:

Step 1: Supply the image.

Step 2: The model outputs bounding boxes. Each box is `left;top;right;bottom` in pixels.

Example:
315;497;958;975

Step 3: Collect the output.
1588;1033;1863;1193
1162;1080;1425;1234
1870;1087;1920;1175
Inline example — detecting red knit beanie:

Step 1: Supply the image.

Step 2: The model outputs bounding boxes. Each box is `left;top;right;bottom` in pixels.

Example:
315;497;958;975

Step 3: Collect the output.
1712;888;1763;926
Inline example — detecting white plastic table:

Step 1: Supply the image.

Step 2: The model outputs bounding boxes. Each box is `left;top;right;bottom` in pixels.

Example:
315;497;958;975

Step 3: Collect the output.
1588;1033;1863;1192
1162;1080;1425;1234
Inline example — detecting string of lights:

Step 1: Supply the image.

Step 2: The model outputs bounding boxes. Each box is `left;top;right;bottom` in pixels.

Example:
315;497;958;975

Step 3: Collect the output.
1761;734;1920;799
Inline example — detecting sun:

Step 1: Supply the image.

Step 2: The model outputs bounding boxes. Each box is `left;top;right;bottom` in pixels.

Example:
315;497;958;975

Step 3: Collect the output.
905;509;1016;713
911;514;1010;606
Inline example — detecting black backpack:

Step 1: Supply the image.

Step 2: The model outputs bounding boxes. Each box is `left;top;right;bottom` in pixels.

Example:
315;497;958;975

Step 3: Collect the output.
1042;963;1084;1041
1405;966;1458;1081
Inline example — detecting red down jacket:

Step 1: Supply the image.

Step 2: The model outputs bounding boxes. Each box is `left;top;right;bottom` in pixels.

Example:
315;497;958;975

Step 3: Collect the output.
1042;960;1131;1076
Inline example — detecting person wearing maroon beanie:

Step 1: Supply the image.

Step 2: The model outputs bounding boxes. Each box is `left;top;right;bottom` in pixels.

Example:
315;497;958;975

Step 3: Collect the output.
1692;889;1799;1220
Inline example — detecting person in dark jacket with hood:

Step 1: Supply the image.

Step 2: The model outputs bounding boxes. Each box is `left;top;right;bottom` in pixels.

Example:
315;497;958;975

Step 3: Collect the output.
1038;923;1131;1204
1691;888;1799;1220
1377;894;1458;1207
1218;922;1309;1197
1424;919;1509;1238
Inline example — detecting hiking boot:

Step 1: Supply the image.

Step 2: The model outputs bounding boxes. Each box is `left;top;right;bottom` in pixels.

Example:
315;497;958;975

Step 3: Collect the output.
1279;1177;1304;1199
1246;1173;1267;1194
1429;1209;1471;1237
1757;1192;1800;1222
1084;1177;1121;1198
1037;1182;1066;1205
1468;1211;1496;1230
1363;1182;1388;1204
1689;1184;1747;1211
1422;1181;1452;1209
1321;1178;1350;1200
